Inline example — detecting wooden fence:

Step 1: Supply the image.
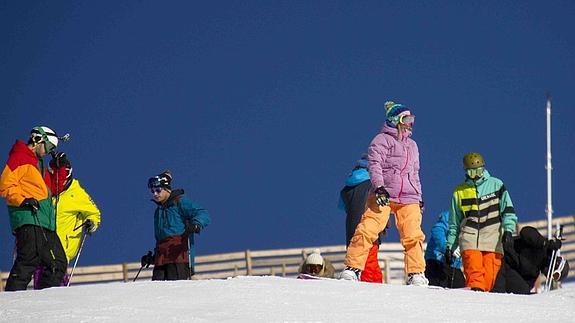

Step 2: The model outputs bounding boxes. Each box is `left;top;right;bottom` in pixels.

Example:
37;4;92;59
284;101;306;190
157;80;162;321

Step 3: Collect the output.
1;215;574;291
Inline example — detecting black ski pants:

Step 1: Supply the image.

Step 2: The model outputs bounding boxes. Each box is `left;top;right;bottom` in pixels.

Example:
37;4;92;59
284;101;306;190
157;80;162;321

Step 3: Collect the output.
5;225;67;291
425;259;465;288
152;263;190;281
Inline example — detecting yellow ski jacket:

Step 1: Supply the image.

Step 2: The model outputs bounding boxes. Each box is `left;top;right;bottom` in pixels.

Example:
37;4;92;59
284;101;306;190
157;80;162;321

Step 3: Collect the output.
55;179;101;263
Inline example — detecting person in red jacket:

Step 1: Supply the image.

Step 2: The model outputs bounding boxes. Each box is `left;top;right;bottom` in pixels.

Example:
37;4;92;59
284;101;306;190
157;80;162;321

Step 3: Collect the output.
0;126;68;291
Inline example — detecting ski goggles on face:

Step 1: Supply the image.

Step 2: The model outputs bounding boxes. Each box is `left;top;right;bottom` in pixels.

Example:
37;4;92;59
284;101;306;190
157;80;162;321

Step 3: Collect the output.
466;167;485;179
305;264;323;274
150;187;163;194
399;114;415;126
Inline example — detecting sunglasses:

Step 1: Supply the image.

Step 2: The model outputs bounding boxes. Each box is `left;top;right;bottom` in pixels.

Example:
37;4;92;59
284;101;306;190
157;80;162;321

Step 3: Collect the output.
150;187;163;194
466;167;485;179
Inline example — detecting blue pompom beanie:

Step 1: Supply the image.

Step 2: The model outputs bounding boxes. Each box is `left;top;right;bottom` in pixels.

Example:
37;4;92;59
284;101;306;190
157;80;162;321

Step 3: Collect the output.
384;101;411;127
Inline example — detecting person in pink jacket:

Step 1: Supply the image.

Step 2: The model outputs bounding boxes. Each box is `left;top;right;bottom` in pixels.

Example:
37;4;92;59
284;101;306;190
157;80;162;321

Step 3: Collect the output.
340;101;428;286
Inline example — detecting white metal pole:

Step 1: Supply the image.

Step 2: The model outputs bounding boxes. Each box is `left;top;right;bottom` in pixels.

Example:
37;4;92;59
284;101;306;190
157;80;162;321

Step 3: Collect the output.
545;95;553;239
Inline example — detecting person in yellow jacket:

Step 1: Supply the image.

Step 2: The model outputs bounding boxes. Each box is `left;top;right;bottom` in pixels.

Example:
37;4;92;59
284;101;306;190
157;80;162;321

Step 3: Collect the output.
33;152;101;288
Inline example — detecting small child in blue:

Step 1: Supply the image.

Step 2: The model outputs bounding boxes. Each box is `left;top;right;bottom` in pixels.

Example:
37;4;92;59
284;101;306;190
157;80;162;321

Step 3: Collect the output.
424;211;465;288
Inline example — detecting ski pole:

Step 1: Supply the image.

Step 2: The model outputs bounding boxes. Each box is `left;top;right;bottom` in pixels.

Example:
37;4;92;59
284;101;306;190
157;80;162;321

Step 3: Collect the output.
133;265;145;282
188;236;192;279
545;224;564;292
67;231;87;287
74;221;89;231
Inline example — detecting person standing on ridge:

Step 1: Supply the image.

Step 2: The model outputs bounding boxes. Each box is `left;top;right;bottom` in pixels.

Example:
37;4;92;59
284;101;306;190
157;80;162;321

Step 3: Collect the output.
446;152;517;292
0;126;68;290
33;152;101;288
338;154;385;283
140;170;211;280
340;101;428;286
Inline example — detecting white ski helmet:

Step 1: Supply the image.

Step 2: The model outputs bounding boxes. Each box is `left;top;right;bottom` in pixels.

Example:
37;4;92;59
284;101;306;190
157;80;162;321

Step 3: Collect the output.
30;126;59;153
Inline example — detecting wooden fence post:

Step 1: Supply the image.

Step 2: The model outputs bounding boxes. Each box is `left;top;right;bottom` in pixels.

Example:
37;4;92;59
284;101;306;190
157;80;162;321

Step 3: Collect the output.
122;263;128;282
384;258;390;283
0;272;4;292
282;263;286;277
245;250;252;275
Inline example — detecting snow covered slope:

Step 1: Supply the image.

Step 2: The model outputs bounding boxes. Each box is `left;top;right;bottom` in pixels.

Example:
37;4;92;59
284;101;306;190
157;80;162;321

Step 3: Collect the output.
1;276;573;322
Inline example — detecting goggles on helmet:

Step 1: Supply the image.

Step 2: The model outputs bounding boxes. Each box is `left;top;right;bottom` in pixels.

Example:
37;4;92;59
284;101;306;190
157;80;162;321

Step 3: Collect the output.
399;114;415;126
466;167;485;179
31;128;58;153
148;177;163;188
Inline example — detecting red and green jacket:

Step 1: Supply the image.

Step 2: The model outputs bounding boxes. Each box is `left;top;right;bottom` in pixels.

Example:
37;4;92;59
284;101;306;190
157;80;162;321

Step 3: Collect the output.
0;140;56;231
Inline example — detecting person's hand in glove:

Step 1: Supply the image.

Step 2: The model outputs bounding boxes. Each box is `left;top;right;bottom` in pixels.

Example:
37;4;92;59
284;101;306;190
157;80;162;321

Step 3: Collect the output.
445;247;453;266
419;201;425;214
49;152;71;169
182;221;201;238
140;251;154;268
20;198;39;212
502;231;513;246
375;186;390;207
83;219;98;235
545;238;562;251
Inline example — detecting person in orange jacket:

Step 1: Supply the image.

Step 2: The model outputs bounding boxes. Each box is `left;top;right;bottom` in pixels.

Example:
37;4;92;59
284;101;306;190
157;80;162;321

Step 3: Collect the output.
0;126;68;290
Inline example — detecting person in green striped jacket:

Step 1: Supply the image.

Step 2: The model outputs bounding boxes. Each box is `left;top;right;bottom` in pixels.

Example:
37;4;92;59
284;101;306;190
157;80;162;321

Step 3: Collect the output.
446;152;517;292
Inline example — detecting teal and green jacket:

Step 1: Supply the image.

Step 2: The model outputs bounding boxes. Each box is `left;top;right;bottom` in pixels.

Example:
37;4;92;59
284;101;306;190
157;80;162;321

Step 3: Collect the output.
446;170;517;254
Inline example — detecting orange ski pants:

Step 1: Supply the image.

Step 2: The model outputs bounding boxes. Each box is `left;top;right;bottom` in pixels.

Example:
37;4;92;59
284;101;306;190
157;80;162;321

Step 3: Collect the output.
462;249;502;291
345;194;425;274
360;244;383;283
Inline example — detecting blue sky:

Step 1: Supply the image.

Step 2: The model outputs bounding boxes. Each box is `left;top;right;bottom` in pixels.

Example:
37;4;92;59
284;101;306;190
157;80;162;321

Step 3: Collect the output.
1;1;574;272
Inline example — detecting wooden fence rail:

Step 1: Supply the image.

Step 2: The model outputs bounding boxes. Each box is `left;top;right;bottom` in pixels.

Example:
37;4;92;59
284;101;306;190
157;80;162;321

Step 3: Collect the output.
1;215;574;291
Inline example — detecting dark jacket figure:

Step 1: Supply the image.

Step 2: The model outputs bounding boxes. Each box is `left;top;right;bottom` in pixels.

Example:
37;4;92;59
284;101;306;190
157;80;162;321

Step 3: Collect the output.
501;226;567;294
338;155;385;283
424;211;465;288
0;127;68;291
142;171;211;280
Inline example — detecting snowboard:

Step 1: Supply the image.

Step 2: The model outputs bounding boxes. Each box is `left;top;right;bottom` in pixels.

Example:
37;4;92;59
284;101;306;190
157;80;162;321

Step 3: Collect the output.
297;273;337;280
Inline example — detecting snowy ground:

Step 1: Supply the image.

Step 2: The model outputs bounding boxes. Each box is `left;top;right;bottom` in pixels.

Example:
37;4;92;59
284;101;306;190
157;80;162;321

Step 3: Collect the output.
1;276;573;322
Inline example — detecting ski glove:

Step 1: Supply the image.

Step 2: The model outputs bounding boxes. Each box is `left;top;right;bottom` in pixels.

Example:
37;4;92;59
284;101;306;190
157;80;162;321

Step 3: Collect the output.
182;222;201;237
502;231;513;246
20;198;40;212
444;247;453;266
545;238;562;251
49;152;71;169
140;251;154;268
374;186;390;207
84;219;97;235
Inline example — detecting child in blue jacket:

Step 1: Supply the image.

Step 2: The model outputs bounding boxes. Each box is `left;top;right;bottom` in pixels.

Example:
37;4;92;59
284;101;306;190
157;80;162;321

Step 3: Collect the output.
424;211;464;288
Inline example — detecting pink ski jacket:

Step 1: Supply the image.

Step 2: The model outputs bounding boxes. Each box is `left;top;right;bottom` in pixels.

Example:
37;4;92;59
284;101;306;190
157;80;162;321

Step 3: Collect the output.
367;124;422;205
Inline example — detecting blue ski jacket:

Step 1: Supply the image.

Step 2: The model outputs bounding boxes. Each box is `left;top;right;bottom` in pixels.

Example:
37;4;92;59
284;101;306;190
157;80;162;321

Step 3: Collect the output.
153;189;211;268
425;211;462;269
